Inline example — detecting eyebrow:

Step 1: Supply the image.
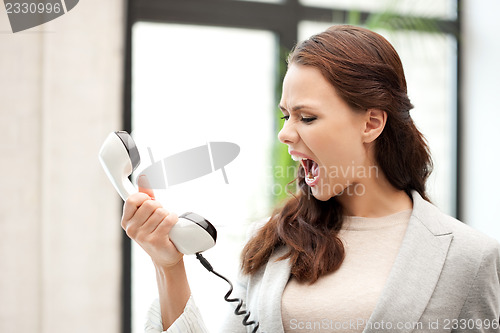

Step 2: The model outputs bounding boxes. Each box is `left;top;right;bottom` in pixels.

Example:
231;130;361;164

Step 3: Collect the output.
278;104;309;112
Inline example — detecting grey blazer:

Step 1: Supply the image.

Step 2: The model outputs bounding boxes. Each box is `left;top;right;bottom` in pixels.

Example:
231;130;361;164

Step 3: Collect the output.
221;191;500;333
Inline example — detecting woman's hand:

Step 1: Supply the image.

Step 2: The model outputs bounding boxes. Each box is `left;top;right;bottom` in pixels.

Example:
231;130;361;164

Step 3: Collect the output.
120;181;183;269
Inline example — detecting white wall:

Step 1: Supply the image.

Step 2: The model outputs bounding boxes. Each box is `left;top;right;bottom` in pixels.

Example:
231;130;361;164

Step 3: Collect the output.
0;1;125;332
462;0;500;240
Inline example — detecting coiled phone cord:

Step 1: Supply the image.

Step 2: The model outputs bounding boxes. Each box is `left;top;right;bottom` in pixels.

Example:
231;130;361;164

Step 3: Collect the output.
196;253;260;333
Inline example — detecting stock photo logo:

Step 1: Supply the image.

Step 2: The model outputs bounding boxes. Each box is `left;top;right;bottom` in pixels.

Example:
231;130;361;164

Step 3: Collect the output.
138;142;240;189
4;0;79;33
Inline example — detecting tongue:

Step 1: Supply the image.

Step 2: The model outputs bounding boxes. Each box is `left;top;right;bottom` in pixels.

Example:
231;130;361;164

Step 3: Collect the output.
310;161;319;177
306;159;319;179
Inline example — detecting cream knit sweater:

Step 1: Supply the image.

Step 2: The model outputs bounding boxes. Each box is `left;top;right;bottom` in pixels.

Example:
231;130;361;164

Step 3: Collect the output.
281;209;411;332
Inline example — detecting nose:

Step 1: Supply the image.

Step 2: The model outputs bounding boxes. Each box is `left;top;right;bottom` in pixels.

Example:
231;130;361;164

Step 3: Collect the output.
278;119;298;145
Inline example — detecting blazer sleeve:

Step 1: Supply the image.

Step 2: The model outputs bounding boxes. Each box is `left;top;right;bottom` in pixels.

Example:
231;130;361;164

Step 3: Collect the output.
145;296;209;333
456;238;500;332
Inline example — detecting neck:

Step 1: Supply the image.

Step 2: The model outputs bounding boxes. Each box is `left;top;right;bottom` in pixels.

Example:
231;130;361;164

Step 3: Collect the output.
336;173;413;218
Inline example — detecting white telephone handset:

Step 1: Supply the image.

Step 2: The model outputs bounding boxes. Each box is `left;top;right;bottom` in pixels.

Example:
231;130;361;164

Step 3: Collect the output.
98;131;216;255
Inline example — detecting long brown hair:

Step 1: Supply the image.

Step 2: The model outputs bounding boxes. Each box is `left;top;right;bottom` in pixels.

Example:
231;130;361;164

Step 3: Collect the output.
241;25;433;283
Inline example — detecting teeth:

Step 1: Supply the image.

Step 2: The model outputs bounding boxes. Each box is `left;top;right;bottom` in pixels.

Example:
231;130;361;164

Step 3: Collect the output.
307;173;318;181
290;155;308;162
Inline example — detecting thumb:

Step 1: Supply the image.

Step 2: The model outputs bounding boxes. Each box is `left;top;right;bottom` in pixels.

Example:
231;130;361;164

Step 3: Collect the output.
137;174;155;200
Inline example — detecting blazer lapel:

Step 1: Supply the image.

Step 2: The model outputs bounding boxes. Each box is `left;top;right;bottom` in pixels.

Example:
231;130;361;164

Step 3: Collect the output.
364;192;453;333
258;246;291;333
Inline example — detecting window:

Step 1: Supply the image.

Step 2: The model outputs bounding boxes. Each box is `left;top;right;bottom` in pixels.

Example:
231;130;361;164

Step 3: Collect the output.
299;0;456;19
131;22;276;332
124;1;459;332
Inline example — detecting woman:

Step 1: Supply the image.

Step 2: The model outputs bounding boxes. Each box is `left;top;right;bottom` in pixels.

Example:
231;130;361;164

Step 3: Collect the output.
122;25;500;332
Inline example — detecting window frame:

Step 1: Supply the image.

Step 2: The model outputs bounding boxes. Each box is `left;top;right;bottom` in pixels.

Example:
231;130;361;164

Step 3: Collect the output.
122;1;461;332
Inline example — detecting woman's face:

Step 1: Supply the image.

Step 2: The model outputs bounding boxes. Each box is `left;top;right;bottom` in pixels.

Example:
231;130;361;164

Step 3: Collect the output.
278;63;371;201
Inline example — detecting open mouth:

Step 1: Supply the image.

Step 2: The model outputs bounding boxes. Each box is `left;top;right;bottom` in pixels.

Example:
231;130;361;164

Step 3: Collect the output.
301;158;320;186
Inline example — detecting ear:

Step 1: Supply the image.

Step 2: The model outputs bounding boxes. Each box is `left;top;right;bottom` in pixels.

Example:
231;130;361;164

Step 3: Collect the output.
362;109;387;143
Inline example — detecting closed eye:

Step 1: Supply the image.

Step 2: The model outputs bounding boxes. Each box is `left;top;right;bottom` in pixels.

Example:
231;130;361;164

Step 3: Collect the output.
280;115;316;123
301;117;316;123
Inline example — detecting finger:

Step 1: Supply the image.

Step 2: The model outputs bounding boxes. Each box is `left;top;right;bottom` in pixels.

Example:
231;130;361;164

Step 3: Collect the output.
133;199;163;225
152;212;178;237
140;207;169;235
153;212;182;255
122;192;152;223
123;199;163;238
137;175;155;200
